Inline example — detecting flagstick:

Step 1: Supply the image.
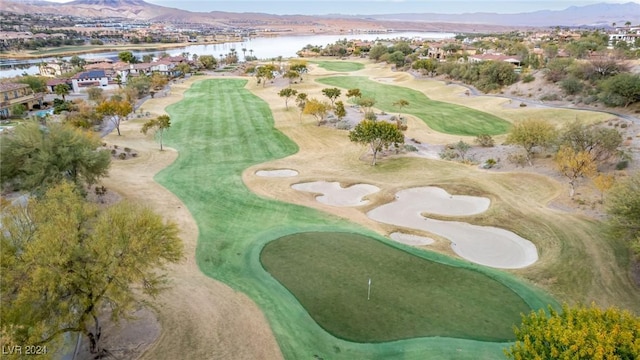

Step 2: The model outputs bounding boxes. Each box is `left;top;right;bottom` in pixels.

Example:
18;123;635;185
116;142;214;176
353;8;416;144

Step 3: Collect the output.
367;278;371;301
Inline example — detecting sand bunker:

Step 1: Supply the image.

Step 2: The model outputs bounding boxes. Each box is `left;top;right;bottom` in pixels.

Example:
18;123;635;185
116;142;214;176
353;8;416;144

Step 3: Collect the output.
256;169;299;177
292;181;380;207
367;187;538;269
389;232;435;246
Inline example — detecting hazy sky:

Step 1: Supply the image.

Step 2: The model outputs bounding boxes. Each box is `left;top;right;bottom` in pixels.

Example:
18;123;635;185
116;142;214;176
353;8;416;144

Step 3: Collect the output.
44;0;640;15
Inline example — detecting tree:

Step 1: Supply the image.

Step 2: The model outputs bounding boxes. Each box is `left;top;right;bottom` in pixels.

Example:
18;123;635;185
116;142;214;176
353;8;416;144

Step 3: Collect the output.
321;87;341;107
453;140;472;161
283;70;300;85
289;60;308;76
346;88;362;100
69;55;86;69
0;122;110;193
0;183;183;357
387;51;406;68
295;92;308;121
198;55;217;70
87;87;104;103
334;100;346;120
118;51;138;64
392;99;409;119
150;72;169;91
142;54;153;63
559;121;622;165
506;118;556;166
17;75;47;93
65;99;101;129
141;114;171;150
599;73;640;108
10;103;26;118
303;98;331;125
593;172;615;202
256;64;277;87
505;303;640;360
606;172;640;257
555;146;597;199
278;87;298;110
356;97;376;114
412;58;438;77
126;74;151;99
349;120;405;165
54;83;70;101
369;44;389;61
96;98;133;136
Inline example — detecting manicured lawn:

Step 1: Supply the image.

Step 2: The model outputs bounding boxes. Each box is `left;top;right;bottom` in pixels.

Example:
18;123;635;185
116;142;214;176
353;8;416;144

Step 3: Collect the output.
313;60;365;72
156;78;556;359
317;76;512;136
261;232;531;342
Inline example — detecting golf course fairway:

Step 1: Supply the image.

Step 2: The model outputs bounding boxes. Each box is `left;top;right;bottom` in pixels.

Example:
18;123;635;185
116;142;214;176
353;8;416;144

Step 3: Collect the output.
317;76;512;136
156;78;556;359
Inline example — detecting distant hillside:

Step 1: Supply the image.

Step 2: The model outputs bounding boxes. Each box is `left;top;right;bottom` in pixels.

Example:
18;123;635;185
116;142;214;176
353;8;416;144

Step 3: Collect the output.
3;0;640;29
367;2;640;27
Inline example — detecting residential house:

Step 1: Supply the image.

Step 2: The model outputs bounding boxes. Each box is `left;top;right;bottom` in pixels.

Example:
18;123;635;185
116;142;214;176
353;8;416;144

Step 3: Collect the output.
70;69;109;93
0;83;44;118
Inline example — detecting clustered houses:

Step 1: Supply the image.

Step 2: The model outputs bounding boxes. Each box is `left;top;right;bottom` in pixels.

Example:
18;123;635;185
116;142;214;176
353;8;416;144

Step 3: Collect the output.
609;26;640;47
38;56;191;93
0;83;44;118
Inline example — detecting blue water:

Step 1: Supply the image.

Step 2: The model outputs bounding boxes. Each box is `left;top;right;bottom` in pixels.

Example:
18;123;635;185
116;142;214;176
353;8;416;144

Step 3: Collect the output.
35;109;53;117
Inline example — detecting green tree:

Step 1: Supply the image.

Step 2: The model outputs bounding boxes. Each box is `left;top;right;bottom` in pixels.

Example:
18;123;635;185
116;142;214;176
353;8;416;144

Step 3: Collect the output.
118;51;138;64
10;103;26;118
369;44;389;61
412;58;438;77
387;51;406;68
17;75;47;93
0;122;110;193
334;100;346;120
321;87;342;107
599;73;640;108
555;146;597;199
356;97;376;114
96;98;133;136
256;64;277;87
346;88;362;100
198;55;217;70
283;70;300;85
142;54;153;63
150;72;169;91
606;172;640;256
54;83;70;101
69;55;86;69
278;87;298;110
559;120;622;165
506;118;556;166
303;98;331;125
0;183;183;356
126;74;151;99
349;120;405;165
141;114;171;150
505;303;640;360
295;92;308;121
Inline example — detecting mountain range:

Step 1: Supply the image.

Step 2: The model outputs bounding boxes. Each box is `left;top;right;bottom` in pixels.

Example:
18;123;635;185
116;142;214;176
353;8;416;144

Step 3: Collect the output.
3;0;640;29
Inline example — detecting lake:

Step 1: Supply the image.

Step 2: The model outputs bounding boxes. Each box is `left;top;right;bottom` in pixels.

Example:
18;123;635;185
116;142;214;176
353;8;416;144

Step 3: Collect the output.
0;31;454;78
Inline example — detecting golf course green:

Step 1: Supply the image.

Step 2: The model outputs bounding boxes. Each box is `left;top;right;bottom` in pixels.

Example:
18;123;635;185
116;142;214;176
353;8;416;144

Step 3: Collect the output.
317;76;512;136
313;60;365;72
156;78;556;359
261;232;532;342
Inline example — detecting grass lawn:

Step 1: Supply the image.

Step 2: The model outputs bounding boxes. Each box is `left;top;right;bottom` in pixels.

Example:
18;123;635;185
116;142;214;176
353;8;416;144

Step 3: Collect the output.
261;232;532;342
156;78;557;359
317;76;512;136
312;60;365;72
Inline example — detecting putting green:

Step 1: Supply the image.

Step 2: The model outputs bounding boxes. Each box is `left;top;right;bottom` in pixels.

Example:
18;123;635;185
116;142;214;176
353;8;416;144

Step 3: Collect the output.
156;78;556;359
317;76;512;136
312;60;365;72
261;232;531;342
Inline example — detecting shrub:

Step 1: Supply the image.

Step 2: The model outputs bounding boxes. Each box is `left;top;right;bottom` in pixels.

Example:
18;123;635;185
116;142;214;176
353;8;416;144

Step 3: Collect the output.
519;102;527;107
336;121;351;130
111;149;117;155
404;144;418;152
124;147;131;153
615;160;629;170
364;111;377;121
483;158;497;169
118;153;127;160
559;77;584;95
540;93;561;101
439;148;459;160
474;134;495;147
522;74;535;83
507;152;528;167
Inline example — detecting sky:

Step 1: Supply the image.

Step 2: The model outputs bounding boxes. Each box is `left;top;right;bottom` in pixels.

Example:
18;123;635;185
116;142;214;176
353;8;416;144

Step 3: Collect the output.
42;0;640;15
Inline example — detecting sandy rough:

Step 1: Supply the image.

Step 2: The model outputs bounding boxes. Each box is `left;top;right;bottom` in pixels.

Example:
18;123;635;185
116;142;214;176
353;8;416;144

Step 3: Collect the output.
256;169;299;177
389;232;435;246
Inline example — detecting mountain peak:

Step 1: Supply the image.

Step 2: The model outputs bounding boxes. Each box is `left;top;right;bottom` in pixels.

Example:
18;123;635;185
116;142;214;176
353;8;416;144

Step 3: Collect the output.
70;0;149;7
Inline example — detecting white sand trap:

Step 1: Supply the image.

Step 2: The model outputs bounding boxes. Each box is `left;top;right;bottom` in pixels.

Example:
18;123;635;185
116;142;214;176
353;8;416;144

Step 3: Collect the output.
393;187;491;216
256;169;299;177
291;181;380;207
389;232;435;246
367;187;538;269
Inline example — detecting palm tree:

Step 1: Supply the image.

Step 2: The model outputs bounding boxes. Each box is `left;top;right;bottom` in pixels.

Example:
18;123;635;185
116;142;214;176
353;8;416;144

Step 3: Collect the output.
249;49;254;58
54;84;70;101
241;47;247;60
